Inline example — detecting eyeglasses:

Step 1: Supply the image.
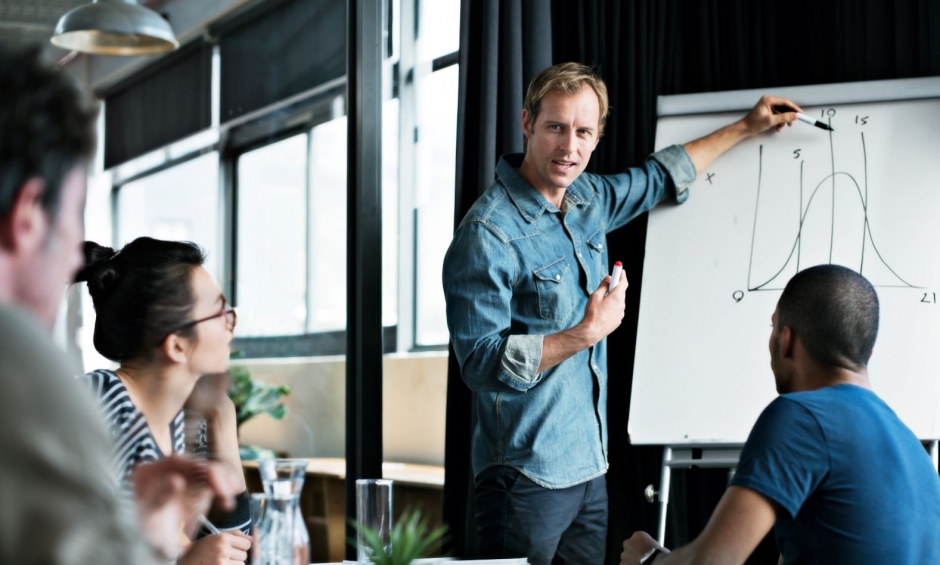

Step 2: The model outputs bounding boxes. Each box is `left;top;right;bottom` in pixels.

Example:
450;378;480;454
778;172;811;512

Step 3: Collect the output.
179;306;237;332
158;302;237;346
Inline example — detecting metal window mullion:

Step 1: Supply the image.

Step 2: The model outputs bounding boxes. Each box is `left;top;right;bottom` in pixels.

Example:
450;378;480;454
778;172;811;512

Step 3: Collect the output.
225;150;239;306
211;44;221;129
210;43;225;291
397;0;417;352
110;182;120;249
305;131;314;337
216;149;231;301
345;0;385;558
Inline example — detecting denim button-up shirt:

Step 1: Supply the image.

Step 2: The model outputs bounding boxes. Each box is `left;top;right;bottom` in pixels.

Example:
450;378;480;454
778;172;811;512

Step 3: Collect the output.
443;145;696;488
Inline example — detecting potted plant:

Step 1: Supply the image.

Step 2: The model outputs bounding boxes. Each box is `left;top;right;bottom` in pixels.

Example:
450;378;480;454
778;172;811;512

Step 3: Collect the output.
352;508;448;565
227;360;291;460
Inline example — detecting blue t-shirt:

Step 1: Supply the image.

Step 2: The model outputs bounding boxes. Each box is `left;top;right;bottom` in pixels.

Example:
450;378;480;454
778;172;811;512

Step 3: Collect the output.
731;384;940;565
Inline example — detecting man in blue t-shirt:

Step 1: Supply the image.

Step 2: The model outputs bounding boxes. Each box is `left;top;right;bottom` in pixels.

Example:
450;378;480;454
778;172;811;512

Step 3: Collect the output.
621;265;940;565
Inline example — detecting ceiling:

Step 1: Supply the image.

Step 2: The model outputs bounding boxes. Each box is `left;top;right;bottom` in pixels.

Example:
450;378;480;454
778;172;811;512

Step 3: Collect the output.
0;0;86;57
0;0;169;61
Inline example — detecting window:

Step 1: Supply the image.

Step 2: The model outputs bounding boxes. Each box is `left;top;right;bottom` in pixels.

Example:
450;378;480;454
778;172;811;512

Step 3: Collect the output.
414;65;458;346
231;96;400;348
308;114;347;332
116;152;222;282
236;134;308;337
382;98;401;329
102;0;461;355
416;0;460;61
408;0;461;347
86;4;462;549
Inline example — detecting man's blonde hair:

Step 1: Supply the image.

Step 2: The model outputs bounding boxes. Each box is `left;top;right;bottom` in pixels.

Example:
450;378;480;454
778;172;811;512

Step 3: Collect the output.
523;62;610;135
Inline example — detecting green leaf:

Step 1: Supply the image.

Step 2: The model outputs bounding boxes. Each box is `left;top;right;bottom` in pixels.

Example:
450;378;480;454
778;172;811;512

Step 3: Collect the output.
349;508;449;565
226;364;291;429
264;404;288;420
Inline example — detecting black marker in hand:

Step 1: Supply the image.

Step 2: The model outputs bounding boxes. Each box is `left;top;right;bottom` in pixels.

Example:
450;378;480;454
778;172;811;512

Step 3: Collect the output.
772;104;834;132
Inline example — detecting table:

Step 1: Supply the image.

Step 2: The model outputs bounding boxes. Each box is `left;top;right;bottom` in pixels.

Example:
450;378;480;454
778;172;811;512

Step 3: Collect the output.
310;557;529;565
243;458;444;563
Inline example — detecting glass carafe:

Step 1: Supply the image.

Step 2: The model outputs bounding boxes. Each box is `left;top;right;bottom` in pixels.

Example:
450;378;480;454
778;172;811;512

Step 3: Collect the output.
257;459;310;565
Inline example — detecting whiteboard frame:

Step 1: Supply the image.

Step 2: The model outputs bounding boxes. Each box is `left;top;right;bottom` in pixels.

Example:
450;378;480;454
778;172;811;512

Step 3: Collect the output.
629;78;940;446
657;76;940;117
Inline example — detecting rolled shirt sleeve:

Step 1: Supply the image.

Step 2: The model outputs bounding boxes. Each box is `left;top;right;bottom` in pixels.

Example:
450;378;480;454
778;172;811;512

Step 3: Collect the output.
651;143;697;201
499;334;544;388
443;220;547;393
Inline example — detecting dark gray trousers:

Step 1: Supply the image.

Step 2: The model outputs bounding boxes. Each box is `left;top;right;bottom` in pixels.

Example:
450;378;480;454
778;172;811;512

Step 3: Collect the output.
474;466;608;565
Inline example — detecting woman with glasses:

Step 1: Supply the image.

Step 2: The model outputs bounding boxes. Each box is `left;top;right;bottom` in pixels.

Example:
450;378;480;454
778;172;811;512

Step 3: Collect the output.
75;237;251;565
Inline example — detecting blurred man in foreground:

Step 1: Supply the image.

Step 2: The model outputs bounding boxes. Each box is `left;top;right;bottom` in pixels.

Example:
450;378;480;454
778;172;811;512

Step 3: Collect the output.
0;46;240;564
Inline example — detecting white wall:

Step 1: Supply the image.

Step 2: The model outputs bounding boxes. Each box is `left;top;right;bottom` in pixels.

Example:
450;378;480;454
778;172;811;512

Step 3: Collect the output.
237;352;449;466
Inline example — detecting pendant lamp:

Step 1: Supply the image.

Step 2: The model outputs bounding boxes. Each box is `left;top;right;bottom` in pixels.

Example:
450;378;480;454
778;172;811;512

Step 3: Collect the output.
51;0;178;56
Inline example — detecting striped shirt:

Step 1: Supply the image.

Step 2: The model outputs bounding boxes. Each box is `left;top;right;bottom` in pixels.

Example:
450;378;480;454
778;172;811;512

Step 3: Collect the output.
80;368;250;536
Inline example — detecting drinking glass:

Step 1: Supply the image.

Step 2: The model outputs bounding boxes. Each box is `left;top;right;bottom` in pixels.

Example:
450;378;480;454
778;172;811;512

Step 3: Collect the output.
356;478;394;563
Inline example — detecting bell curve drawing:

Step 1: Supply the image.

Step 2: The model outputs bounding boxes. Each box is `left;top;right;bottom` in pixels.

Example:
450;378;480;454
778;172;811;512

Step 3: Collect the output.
746;120;921;294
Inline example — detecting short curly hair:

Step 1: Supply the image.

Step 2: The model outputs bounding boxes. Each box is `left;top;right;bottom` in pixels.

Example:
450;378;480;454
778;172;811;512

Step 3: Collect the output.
778;265;879;370
0;46;98;221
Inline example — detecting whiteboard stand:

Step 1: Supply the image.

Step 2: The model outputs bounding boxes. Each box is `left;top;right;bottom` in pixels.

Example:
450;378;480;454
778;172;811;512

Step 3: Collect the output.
645;445;743;545
645;441;940;545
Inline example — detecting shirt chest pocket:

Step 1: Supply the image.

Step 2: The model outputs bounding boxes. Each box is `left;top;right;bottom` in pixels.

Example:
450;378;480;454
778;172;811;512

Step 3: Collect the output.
533;257;577;322
585;229;605;255
585;228;607;276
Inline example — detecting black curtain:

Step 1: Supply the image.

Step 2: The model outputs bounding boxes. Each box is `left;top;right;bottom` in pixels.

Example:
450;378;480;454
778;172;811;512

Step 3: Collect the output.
101;41;211;170
550;1;940;564
215;0;346;123
448;0;940;562
444;0;552;557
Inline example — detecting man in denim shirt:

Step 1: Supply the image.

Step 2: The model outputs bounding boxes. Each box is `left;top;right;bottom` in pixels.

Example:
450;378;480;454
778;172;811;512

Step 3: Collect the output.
443;62;802;564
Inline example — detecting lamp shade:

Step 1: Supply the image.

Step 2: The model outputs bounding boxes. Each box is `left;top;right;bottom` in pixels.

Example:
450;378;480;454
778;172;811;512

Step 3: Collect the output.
51;0;179;56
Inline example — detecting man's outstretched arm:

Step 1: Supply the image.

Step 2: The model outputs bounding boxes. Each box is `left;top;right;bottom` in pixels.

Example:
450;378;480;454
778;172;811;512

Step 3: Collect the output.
683;95;804;175
621;486;779;565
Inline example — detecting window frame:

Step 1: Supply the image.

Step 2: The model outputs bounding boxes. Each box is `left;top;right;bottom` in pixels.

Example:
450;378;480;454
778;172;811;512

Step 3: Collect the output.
404;51;459;353
111;148;223;279
395;0;461;352
226;96;401;358
103;0;461;358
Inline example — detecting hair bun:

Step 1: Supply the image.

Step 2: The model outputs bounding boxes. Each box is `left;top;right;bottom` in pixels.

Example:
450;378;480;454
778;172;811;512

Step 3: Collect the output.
74;241;120;299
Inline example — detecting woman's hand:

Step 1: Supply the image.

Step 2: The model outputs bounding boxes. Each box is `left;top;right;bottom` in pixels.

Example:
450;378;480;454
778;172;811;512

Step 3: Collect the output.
178;531;251;565
132;457;240;559
186;374;247;492
186;373;232;420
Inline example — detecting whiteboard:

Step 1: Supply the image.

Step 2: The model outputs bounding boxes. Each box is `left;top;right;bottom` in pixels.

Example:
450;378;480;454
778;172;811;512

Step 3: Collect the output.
629;79;940;445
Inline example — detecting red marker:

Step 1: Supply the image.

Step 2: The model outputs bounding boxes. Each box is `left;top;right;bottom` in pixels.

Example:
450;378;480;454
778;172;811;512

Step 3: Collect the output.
609;261;623;291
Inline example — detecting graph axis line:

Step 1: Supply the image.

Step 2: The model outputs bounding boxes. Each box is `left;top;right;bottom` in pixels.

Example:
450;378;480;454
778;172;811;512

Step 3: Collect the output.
746;134;920;292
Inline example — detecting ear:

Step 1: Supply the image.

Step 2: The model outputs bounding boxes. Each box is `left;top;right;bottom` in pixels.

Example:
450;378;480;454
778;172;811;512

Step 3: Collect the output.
780;326;796;359
0;177;48;253
521;109;532;140
161;333;191;365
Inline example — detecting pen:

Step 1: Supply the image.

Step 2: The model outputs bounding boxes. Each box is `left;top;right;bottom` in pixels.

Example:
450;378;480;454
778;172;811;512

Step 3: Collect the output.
772;104;834;132
609;261;623;291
